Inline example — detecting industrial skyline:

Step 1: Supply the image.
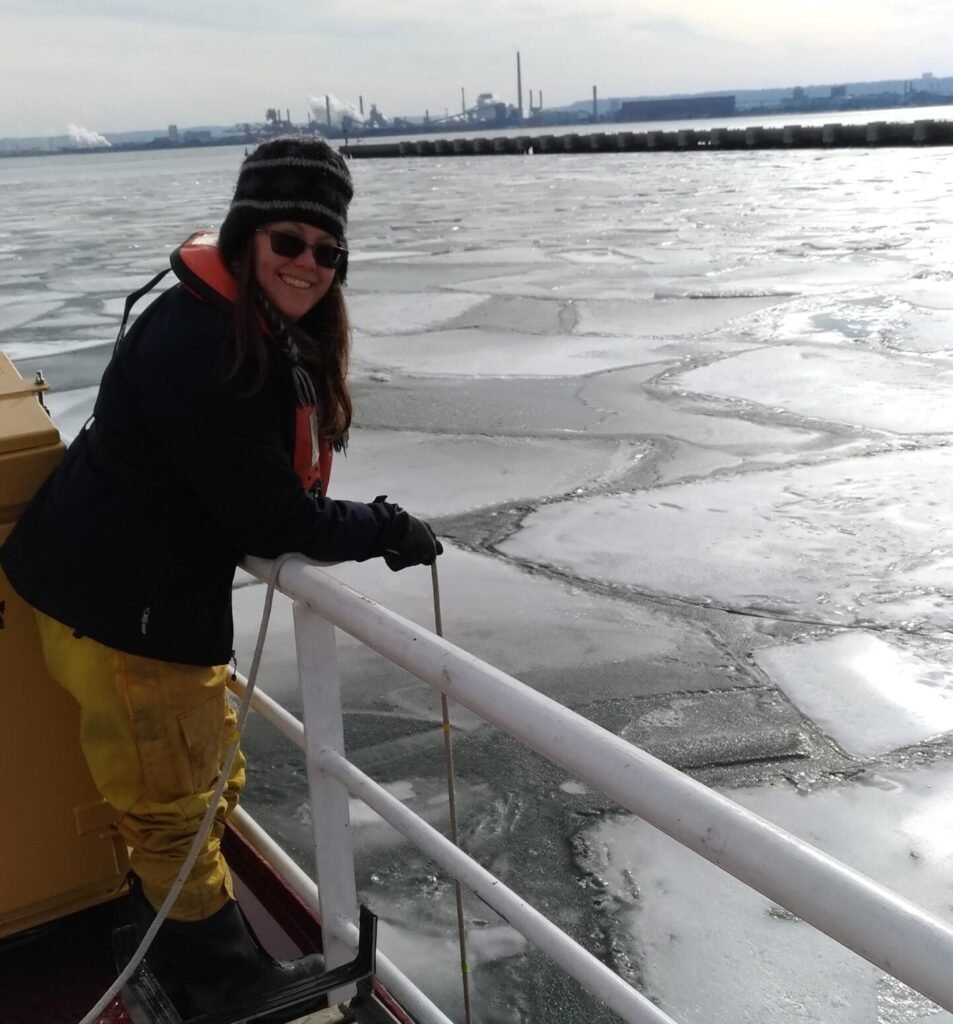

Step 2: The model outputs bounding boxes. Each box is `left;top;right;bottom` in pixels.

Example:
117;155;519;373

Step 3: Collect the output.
3;64;952;155
2;0;953;138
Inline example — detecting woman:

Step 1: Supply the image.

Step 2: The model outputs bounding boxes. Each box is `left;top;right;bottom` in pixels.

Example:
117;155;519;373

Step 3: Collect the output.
0;137;441;1017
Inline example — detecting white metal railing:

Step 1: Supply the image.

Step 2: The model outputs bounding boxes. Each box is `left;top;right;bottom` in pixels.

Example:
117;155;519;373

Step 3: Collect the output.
238;555;953;1023
228;806;454;1024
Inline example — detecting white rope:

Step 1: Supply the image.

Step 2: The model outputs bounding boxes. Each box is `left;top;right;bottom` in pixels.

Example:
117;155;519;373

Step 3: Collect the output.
78;554;294;1024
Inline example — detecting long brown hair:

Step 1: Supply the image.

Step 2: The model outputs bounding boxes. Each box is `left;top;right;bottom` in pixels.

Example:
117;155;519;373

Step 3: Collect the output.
229;241;353;448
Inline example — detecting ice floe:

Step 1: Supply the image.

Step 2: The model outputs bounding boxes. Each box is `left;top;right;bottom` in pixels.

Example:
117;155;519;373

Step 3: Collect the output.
353;327;711;376
443;264;662;301
574;295;783;337
746;294;953;355
501;448;953;630
579;762;953;1023
578;364;828;451
332;429;646;514
349;250;436;263
403;245;554;266
755;632;953;757
2;337;115;362
56;273;169;294
0;299;68;332
347;290;487;334
670;346;953;434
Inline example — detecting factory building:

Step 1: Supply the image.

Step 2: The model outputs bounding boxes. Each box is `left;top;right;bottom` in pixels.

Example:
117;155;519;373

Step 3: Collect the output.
617;95;737;121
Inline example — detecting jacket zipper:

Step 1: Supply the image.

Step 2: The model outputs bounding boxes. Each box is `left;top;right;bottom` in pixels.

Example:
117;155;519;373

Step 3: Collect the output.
141;563;175;638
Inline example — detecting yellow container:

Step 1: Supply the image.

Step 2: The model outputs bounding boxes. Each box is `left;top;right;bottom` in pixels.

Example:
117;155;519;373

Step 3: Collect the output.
0;353;128;939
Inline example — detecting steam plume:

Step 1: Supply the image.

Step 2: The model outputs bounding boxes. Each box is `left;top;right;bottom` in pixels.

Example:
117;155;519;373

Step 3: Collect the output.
66;123;111;148
306;95;365;128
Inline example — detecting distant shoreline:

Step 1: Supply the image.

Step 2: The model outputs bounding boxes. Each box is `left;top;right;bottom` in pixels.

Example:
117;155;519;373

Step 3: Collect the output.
5;97;953;160
0;135;248;159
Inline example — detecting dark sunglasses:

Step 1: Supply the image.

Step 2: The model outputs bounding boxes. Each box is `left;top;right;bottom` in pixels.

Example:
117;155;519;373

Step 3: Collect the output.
257;229;348;270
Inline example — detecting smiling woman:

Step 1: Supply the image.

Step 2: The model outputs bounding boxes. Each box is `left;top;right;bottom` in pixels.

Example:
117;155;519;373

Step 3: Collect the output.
254;223;343;320
0;135;443;1022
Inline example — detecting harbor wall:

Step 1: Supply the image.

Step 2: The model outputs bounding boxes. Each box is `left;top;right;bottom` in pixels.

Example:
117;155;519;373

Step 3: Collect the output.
342;119;953;158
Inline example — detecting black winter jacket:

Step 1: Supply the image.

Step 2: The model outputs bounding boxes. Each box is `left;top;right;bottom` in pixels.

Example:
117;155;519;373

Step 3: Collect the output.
0;282;402;665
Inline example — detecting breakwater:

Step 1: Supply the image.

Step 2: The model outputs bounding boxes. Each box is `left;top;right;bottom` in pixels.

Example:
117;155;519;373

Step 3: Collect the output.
342;119;953;158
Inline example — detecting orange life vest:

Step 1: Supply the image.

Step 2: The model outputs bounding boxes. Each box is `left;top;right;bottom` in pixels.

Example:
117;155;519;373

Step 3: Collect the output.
171;233;333;497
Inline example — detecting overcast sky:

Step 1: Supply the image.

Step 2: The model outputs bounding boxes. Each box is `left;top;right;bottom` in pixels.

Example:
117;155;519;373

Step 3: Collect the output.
1;0;950;138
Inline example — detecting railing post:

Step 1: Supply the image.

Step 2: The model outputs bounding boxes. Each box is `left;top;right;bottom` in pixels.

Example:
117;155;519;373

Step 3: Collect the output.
293;600;359;1003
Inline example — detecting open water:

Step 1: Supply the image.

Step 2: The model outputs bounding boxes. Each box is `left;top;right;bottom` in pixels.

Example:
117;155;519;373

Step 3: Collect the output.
3;137;953;1023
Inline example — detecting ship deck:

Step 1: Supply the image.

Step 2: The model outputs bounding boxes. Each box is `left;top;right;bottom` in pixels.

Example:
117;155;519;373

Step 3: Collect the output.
0;827;407;1024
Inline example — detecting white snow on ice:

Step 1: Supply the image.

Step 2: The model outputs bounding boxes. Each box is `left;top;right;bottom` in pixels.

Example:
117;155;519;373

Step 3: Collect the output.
755;632;953;757
331;428;646;517
0;299;68;332
573;295;782;337
672;346;953;434
749;294;953;355
582;761;953;1024
346;290;487;334
2;338;112;361
353;327;696;376
407;245;554;266
501;447;953;630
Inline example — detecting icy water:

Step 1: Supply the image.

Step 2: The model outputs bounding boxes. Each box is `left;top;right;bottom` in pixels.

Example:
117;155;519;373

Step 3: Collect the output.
4;144;953;1023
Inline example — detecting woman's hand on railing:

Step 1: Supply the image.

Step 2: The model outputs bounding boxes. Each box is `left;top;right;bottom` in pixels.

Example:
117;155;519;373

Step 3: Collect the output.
382;508;443;572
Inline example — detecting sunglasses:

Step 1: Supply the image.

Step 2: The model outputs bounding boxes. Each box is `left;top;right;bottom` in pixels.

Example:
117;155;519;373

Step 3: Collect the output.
257;229;348;270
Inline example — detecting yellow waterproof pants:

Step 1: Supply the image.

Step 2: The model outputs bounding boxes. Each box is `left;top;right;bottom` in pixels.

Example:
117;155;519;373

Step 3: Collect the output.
34;611;246;922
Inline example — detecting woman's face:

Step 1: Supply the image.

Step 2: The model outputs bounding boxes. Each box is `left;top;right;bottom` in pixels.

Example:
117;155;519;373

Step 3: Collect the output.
253;221;338;321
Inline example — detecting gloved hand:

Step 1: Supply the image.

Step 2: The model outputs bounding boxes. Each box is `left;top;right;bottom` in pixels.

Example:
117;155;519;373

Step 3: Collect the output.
383;507;443;572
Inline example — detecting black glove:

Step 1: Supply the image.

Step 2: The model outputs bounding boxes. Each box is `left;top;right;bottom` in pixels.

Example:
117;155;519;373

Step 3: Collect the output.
383;508;443;572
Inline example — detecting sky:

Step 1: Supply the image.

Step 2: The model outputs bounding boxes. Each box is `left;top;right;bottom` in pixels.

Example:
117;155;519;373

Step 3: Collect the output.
1;0;951;138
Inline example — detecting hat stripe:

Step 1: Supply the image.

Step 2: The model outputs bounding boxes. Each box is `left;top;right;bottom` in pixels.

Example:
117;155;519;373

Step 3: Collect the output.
239;157;352;188
229;198;346;224
217;138;353;265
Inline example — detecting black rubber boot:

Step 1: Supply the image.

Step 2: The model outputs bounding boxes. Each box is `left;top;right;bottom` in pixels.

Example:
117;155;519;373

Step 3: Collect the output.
129;874;326;1022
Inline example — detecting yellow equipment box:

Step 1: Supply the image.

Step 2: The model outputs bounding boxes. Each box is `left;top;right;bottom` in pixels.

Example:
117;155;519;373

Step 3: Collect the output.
0;353;128;939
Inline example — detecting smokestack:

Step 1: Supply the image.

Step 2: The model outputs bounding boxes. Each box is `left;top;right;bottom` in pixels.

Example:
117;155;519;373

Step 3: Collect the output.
593;85;597;121
326;95;332;128
529;89;533;112
540;90;543;110
359;95;364;116
461;87;466;115
286;108;290;124
517;51;523;122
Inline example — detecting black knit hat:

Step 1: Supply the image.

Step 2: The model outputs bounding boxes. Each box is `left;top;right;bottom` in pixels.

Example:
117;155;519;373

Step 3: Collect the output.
218;136;353;267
